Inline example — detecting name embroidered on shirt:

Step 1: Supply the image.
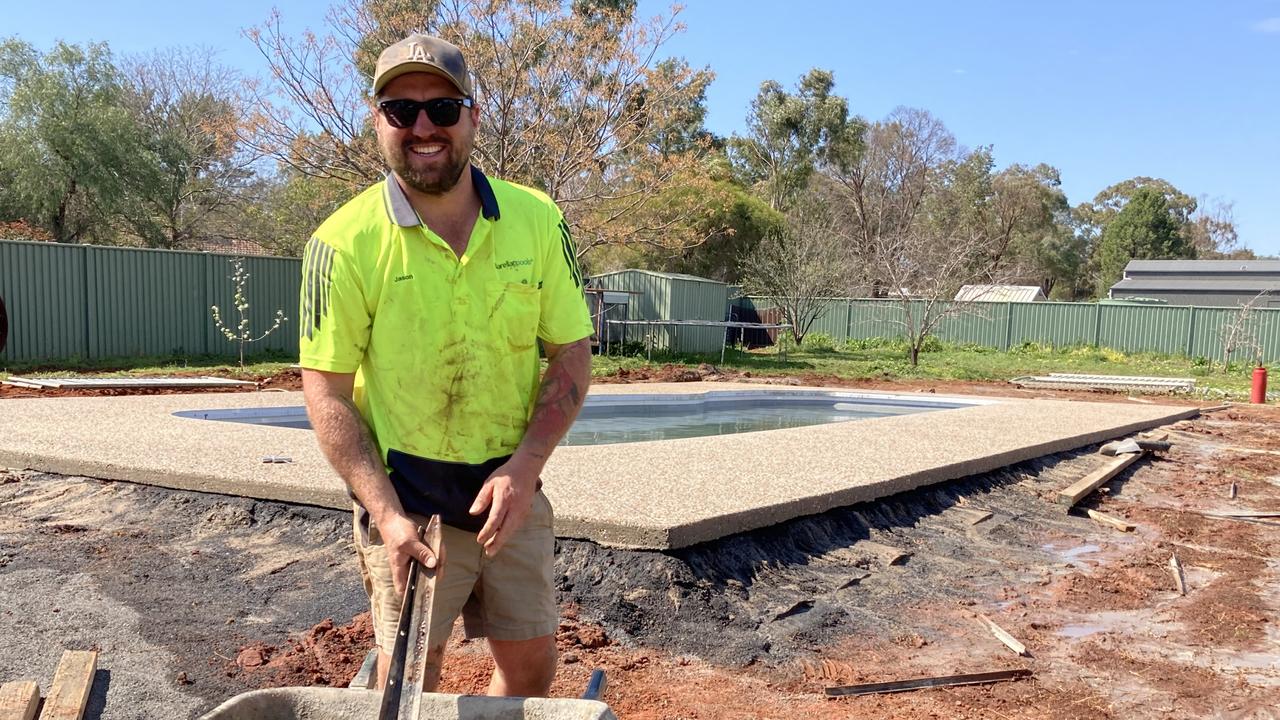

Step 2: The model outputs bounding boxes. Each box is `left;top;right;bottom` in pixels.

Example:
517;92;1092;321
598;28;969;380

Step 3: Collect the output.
394;274;414;282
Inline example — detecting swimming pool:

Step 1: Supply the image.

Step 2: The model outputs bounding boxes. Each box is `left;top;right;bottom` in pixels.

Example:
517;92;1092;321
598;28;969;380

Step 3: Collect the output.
173;390;979;446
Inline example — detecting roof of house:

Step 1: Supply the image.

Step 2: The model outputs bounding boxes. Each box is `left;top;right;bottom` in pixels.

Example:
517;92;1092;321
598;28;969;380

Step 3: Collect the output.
1111;277;1280;294
954;285;1046;303
590;269;727;285
1124;259;1280;275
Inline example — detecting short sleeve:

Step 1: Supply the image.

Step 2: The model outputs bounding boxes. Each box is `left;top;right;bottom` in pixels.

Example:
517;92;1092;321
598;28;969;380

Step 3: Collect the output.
298;236;371;373
538;211;595;345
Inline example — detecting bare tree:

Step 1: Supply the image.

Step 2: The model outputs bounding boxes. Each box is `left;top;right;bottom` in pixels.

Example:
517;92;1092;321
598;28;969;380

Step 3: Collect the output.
828;108;1051;365
117;48;258;249
1218;292;1267;370
244;0;717;259
738;186;847;346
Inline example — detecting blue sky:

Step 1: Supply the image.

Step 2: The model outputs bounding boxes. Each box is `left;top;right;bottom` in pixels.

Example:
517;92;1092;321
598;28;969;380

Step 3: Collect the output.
6;0;1279;255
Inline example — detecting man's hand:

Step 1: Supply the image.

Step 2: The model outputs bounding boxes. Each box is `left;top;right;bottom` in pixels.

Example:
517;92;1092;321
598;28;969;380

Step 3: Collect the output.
376;512;437;597
469;456;541;557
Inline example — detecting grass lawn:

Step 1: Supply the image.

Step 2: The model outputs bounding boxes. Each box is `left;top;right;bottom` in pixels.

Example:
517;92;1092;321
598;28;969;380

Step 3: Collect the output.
592;338;1262;399
1;340;1266;400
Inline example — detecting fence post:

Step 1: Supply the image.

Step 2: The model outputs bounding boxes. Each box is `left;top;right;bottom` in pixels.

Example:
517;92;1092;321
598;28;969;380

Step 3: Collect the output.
1093;303;1103;347
846;299;854;341
1185;306;1196;358
80;244;92;360
1003;302;1014;351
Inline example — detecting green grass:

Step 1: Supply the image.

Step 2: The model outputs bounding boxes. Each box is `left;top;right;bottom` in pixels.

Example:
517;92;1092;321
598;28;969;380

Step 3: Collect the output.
591;338;1259;399
4;341;1263;400
1;350;296;381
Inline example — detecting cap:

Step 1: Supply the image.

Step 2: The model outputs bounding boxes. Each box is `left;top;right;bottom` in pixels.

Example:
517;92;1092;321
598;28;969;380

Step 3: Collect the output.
372;34;473;97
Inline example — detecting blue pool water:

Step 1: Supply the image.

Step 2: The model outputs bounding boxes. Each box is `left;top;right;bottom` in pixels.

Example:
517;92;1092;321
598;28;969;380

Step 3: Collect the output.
174;391;975;446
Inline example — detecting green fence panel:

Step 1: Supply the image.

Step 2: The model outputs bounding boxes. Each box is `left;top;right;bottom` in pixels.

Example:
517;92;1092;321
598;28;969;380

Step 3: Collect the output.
741;295;1280;363
0;240;302;363
0;240;87;363
1009;302;1097;348
85;246;209;359
933;303;1007;348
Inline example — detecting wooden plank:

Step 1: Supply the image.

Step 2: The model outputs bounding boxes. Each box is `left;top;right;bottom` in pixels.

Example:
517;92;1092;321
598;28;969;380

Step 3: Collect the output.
1057;453;1144;508
0;681;40;720
1212;510;1280;519
1141;431;1170;442
978;615;1028;656
40;650;96;720
826;669;1032;697
1085;509;1134;532
1229;483;1238;500
1198;404;1231;413
1169;555;1187;596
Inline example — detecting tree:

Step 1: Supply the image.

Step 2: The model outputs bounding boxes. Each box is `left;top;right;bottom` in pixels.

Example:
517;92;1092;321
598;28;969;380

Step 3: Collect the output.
728;68;862;211
116;48;256;249
1095;186;1195;295
245;0;718;259
827;107;956;298
210;257;288;368
1076;176;1242;292
0;39;149;243
738;185;847;346
827;108;1053;365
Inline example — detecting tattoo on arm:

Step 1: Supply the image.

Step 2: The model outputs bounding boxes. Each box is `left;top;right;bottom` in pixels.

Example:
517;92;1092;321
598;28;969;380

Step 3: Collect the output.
520;339;591;461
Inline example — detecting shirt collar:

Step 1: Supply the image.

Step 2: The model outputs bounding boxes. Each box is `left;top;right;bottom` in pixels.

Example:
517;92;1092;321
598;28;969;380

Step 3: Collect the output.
383;165;501;227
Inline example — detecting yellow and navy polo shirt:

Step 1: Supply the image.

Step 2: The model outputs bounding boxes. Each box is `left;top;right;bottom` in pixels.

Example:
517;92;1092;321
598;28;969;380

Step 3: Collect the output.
298;167;593;471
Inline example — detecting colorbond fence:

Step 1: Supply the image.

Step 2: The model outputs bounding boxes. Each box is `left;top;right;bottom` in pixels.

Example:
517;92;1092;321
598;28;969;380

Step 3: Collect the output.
1;240;300;363
5;237;1280;365
733;297;1280;364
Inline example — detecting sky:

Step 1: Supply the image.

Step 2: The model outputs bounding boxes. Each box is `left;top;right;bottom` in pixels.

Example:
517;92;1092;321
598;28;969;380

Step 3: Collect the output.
4;0;1279;255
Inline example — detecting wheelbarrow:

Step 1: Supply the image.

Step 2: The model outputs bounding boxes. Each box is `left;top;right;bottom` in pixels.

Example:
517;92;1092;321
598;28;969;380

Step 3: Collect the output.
197;685;616;720
201;517;616;719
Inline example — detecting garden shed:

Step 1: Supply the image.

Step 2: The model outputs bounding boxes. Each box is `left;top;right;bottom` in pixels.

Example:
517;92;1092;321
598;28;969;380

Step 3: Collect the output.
589;269;729;354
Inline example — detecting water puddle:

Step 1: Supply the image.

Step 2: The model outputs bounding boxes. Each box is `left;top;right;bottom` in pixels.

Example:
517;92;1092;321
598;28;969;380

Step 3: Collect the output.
1042;543;1102;563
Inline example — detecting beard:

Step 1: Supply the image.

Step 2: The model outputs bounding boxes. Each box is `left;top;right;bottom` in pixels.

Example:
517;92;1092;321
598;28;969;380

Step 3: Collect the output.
381;132;470;196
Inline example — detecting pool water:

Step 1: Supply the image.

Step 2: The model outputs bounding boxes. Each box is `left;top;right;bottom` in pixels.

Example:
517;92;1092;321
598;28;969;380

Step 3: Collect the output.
174;391;975;446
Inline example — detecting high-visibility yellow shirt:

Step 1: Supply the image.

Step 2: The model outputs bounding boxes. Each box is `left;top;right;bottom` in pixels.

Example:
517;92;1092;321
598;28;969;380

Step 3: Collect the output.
298;167;593;465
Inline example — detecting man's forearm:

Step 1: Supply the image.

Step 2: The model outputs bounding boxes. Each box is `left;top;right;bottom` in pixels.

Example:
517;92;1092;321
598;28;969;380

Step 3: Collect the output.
512;338;592;469
307;393;403;523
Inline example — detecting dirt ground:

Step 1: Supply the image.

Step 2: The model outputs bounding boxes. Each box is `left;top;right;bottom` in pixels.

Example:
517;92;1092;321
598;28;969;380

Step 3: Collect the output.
2;368;1278;719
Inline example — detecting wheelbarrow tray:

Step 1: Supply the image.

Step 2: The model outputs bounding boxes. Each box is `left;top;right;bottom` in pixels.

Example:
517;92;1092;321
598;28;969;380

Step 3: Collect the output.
198;687;617;720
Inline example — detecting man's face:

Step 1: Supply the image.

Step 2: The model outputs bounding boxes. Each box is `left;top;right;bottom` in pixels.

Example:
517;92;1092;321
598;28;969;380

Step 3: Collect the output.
374;73;479;196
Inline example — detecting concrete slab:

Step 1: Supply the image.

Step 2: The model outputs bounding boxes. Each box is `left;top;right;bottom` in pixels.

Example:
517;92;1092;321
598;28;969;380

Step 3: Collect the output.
0;382;1200;549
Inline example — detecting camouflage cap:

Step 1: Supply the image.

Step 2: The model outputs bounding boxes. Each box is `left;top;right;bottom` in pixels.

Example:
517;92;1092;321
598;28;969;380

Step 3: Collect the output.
373;34;473;97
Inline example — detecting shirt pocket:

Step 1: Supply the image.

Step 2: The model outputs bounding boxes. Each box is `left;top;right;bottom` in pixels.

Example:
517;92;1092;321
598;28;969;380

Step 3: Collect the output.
486;281;541;352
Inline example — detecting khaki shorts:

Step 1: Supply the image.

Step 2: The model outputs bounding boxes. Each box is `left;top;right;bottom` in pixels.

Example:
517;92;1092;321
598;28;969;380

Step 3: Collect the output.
353;492;557;653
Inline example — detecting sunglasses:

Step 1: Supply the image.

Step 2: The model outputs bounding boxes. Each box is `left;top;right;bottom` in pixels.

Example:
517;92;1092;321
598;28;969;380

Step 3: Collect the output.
378;97;474;129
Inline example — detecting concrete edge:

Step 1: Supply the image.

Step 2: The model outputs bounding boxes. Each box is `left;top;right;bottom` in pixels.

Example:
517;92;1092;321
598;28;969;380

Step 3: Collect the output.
658;407;1201;550
0;451;352;512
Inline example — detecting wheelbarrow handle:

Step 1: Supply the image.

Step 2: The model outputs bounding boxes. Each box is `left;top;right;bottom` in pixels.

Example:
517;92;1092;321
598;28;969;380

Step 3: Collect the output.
581;669;608;701
377;528;425;720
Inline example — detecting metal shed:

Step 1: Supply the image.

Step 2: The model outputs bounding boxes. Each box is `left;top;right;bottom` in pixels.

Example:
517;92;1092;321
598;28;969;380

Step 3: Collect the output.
955;285;1047;303
1110;260;1280;307
589;269;729;354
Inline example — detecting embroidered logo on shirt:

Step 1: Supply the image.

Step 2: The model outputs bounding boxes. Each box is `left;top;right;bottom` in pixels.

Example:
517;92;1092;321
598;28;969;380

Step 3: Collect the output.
394;274;414;282
495;259;533;271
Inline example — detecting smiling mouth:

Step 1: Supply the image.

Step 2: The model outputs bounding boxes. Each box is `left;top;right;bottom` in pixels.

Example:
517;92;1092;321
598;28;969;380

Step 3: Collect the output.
408;143;447;158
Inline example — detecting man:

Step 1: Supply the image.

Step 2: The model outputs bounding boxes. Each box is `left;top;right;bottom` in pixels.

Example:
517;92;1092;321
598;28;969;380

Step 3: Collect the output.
298;33;593;697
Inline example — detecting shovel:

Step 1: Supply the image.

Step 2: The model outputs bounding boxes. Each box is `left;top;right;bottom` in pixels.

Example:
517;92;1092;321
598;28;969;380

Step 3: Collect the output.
378;515;445;720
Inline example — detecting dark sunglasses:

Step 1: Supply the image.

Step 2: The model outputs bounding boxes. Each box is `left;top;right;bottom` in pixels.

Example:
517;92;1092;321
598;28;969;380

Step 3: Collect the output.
378;97;473;129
